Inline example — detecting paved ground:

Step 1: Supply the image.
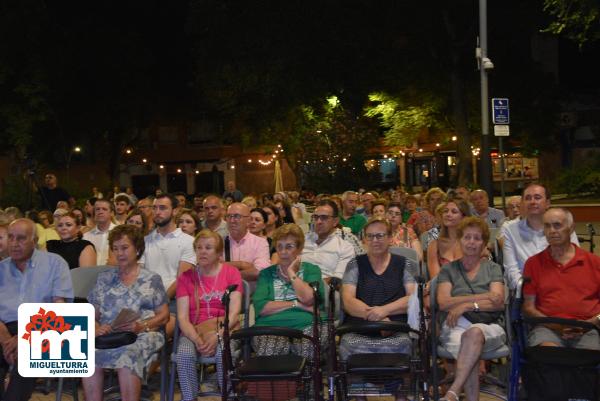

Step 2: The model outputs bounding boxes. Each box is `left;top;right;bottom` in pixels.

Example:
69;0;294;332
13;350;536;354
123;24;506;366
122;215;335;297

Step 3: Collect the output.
28;378;506;401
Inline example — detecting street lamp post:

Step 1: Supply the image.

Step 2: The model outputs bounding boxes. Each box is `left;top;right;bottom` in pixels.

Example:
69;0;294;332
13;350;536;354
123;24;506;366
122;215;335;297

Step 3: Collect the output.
478;0;494;204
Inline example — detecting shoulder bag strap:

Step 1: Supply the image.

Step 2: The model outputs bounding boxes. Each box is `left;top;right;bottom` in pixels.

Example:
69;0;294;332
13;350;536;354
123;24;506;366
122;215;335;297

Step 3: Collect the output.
456;260;477;295
224;236;231;262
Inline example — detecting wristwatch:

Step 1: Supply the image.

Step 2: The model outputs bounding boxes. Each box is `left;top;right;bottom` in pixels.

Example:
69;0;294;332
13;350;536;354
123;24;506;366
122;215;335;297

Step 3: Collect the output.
473;302;480;313
292;300;298;308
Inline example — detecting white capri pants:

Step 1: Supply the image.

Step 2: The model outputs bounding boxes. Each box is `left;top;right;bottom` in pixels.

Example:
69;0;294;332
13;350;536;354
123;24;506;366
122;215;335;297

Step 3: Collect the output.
439;316;506;359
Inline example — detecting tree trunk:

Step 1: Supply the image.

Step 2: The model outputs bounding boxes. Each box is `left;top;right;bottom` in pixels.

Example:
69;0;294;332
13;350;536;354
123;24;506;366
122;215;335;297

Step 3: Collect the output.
441;6;474;187
449;68;473;186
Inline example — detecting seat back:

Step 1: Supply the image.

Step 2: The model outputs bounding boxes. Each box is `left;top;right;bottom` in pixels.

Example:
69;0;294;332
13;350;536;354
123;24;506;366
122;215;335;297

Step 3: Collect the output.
70;265;113;300
488;228;500;248
389;246;418;266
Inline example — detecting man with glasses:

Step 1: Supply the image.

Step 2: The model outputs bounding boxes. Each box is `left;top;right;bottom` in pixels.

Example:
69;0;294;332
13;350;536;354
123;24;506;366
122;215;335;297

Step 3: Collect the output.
358;192;376;219
302;199;356;281
224;202;270;282
202;195;229;239
137;196;155;231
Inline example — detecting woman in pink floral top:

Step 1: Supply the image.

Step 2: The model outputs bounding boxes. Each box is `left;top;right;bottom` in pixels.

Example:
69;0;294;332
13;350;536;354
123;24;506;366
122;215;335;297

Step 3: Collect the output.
387;202;423;261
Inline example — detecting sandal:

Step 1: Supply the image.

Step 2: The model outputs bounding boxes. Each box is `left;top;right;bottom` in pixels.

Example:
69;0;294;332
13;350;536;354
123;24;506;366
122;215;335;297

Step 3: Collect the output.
439;390;459;401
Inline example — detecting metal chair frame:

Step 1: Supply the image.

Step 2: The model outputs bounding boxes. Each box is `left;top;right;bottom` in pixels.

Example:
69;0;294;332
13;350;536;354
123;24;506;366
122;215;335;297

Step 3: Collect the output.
222;281;323;401
328;264;431;401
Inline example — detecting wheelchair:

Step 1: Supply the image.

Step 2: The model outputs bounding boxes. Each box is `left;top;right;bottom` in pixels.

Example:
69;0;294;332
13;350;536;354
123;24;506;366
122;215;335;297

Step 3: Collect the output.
509;278;600;401
221;281;324;401
327;271;431;401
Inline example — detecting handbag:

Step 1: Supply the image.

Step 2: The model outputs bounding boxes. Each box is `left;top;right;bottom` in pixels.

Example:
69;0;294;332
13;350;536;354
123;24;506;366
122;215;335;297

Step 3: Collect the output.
456;262;503;325
96;331;137;349
194;317;225;343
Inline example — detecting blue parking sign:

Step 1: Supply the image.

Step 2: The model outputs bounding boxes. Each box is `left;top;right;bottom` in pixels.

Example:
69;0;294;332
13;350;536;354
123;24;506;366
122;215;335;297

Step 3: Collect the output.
492;98;510;125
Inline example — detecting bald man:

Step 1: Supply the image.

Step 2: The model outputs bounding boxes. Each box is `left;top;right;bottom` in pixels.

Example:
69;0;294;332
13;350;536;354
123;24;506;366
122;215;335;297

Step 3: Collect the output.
470;189;505;229
0;219;73;401
523;208;600;349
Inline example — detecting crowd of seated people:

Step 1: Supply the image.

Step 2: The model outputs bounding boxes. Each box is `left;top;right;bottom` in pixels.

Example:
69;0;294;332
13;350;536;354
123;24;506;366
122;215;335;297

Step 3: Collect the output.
1;177;600;401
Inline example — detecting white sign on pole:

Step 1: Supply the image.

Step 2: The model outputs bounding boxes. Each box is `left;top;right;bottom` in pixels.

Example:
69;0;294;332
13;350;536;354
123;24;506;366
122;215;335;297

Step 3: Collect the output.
494;125;510;136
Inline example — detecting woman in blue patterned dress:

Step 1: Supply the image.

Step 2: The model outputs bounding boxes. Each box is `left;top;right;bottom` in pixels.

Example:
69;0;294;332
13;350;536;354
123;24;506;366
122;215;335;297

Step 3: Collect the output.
82;224;169;401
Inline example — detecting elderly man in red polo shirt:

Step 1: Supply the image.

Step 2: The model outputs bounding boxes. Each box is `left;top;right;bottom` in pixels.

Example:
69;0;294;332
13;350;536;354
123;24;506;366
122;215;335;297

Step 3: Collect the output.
523;207;600;349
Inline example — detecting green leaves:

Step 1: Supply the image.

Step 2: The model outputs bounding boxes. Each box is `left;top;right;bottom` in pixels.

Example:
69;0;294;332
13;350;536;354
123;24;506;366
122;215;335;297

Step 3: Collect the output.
543;0;600;46
364;91;448;147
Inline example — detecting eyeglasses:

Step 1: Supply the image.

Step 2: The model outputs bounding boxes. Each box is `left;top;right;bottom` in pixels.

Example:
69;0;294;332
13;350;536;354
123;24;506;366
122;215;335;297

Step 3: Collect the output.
276;243;298;252
225;214;249;221
387;211;402;217
365;232;388;241
311;214;335;222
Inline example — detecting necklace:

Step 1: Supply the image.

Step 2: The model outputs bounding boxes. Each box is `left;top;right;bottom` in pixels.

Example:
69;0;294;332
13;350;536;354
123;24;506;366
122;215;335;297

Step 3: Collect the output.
276;265;297;300
277;265;290;281
119;264;140;286
194;264;222;320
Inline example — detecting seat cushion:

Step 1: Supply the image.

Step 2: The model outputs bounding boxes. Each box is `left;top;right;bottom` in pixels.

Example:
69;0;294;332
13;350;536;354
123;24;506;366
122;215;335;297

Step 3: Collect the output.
346;353;411;373
237;354;306;380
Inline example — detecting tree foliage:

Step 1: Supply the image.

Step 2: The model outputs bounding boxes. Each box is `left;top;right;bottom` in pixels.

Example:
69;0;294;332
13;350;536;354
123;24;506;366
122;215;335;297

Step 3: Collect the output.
257;96;381;193
543;0;600;46
364;92;449;148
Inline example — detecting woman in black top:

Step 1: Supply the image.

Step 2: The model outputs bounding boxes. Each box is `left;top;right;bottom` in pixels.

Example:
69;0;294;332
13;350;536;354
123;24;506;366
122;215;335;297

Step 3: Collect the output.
47;211;97;269
341;217;416;401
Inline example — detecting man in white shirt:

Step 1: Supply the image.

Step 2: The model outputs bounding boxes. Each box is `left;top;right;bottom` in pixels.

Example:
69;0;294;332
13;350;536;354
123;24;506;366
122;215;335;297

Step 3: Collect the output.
302;199;355;281
83;199;116;265
503;183;579;289
141;193;195;334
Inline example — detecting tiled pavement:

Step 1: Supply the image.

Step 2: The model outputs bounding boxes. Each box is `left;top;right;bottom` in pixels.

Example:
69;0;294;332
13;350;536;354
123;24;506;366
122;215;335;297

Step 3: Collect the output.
28;377;505;401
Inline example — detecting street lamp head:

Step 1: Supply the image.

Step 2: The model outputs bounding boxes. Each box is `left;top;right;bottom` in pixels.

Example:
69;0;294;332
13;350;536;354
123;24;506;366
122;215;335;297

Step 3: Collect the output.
73;146;81;153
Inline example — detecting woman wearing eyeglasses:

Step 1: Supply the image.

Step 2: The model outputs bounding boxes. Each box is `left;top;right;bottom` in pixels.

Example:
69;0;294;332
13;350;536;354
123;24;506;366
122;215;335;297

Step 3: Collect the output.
386;202;423;261
340;217;417;401
252;223;326;358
